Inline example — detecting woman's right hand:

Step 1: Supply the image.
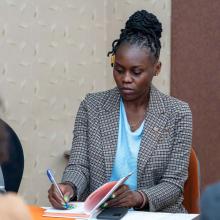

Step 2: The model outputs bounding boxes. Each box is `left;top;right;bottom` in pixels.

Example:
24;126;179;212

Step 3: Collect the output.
48;183;75;209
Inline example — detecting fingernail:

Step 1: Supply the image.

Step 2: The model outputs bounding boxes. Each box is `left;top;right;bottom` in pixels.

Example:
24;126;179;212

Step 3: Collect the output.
111;194;116;199
64;195;69;202
101;202;108;208
67;204;74;209
103;202;108;208
62;203;68;209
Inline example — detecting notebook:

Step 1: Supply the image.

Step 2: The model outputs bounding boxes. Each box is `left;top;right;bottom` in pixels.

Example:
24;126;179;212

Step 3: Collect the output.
43;172;133;218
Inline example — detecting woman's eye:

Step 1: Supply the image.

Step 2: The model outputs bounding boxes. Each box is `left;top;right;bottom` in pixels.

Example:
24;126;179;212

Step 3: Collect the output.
132;70;142;75
115;68;124;74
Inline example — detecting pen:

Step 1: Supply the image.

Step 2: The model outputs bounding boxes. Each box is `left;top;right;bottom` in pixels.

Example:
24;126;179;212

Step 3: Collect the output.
46;169;69;209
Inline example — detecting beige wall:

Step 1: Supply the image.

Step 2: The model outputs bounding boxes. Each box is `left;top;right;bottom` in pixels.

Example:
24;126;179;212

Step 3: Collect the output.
0;0;171;205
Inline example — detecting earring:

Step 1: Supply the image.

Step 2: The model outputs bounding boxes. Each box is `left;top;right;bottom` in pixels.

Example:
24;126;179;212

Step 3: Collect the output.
111;55;115;67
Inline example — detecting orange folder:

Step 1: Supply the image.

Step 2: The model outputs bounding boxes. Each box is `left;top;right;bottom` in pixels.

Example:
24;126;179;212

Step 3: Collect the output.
29;206;76;220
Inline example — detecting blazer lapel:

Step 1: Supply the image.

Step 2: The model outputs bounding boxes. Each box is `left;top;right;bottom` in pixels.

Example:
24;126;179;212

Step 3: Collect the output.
137;85;169;181
99;88;120;182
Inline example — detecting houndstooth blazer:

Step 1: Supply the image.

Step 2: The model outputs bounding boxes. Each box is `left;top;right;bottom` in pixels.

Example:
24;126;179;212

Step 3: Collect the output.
62;85;192;213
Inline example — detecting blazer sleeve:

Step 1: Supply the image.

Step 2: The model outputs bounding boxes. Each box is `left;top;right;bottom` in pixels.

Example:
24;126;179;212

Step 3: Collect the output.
142;104;192;211
62;98;89;198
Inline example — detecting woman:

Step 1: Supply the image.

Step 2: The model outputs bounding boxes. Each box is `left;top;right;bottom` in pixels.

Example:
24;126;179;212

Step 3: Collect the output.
48;10;192;213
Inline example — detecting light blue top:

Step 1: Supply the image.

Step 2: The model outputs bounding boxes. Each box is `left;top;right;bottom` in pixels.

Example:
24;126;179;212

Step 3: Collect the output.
110;99;145;191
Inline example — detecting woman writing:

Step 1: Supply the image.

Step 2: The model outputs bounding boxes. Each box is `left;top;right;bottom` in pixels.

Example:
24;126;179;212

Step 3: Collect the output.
48;10;192;213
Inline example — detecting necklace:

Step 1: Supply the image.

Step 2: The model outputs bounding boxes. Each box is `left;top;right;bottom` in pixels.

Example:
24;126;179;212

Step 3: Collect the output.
125;95;149;131
128;106;148;132
129;118;145;131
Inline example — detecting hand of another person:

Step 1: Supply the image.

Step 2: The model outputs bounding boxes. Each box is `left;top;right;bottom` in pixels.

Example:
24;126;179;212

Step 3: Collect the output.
48;183;75;209
105;184;144;208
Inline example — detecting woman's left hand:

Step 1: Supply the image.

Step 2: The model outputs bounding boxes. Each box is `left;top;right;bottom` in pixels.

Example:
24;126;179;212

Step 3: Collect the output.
106;184;143;208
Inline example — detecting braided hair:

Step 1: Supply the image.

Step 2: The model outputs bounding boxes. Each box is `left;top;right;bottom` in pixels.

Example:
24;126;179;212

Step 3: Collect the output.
108;10;162;62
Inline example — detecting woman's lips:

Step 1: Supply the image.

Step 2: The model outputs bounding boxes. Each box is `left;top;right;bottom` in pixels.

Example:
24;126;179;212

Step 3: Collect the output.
120;88;134;95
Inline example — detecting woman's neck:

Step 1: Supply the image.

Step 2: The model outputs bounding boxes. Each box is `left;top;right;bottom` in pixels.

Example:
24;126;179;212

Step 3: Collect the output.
123;91;150;111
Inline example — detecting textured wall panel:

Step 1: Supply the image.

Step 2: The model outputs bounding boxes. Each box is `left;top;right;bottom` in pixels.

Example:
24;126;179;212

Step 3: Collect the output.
0;0;171;205
171;0;220;189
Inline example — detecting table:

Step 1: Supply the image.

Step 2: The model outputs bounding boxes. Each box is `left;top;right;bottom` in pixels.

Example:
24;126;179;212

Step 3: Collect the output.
29;205;199;220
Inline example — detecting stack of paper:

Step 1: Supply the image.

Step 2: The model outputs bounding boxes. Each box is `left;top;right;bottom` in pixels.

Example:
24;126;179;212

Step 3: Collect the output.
43;203;199;220
43;202;90;219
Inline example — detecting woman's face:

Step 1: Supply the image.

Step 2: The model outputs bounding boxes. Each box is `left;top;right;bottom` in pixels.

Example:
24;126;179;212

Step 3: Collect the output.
113;43;161;101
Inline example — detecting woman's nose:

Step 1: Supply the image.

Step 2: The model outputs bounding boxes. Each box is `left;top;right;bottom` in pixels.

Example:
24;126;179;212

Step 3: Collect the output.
123;72;132;83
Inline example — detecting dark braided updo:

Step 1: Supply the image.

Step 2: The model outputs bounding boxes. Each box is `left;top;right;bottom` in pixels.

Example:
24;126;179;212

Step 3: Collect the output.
108;10;162;62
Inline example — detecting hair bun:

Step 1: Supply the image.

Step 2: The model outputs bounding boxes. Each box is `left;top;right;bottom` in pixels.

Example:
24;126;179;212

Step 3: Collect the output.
125;10;162;39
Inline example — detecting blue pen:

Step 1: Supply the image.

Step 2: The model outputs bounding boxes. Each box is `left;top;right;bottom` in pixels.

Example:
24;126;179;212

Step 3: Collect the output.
47;169;69;209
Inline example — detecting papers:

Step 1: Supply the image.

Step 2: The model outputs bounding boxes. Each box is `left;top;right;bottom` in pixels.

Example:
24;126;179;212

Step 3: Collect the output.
43;202;90;219
43;203;199;220
44;173;133;219
85;172;133;214
121;211;199;220
163;214;199;220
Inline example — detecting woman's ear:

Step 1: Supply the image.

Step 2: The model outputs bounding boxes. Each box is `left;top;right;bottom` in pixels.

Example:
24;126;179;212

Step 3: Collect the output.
154;61;162;76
